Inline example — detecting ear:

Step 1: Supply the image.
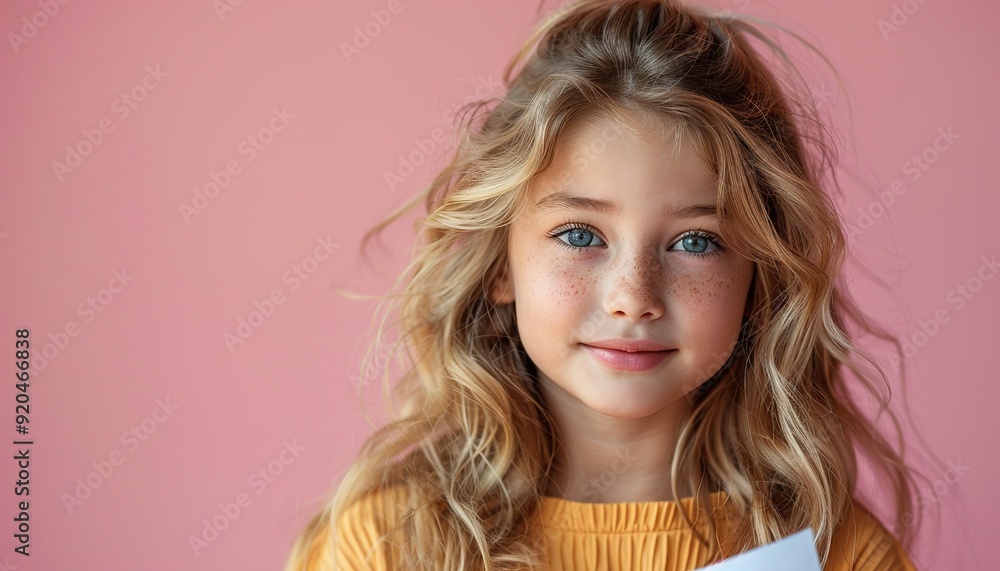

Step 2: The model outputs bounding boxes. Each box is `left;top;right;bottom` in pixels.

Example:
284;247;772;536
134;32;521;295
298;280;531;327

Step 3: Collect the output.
490;264;515;305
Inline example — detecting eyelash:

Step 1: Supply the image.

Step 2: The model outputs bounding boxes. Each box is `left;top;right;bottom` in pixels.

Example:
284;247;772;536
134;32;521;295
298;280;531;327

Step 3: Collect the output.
547;220;726;258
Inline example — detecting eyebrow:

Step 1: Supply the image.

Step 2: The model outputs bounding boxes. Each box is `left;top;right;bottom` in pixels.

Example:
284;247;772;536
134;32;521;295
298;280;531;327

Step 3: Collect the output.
533;191;718;219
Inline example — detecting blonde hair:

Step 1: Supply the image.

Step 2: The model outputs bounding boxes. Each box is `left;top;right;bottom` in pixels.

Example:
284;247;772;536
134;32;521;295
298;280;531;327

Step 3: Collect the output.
286;0;935;568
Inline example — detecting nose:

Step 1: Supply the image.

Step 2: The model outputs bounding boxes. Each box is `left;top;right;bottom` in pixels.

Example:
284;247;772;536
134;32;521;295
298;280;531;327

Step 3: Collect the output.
603;244;666;321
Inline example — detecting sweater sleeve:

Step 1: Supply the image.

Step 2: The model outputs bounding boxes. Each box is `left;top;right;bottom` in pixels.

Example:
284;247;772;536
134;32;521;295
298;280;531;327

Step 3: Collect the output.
824;502;919;571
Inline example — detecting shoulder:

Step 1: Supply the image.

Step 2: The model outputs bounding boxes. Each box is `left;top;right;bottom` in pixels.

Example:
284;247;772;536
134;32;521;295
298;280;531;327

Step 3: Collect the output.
330;486;411;570
823;500;918;571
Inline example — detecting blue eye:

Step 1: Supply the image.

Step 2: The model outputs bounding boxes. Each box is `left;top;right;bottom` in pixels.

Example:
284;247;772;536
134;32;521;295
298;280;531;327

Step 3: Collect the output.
554;225;606;248
670;231;722;257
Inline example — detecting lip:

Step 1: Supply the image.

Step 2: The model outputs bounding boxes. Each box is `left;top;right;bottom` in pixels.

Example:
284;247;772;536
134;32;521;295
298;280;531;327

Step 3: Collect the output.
581;339;675;372
584;338;674;352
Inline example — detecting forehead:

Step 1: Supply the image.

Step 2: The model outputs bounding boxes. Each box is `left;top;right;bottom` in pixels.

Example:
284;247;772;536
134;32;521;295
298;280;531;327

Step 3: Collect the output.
525;108;718;205
561;107;680;152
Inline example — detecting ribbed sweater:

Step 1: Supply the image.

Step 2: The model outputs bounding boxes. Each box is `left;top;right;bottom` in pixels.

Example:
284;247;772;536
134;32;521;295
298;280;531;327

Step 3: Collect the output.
322;486;916;570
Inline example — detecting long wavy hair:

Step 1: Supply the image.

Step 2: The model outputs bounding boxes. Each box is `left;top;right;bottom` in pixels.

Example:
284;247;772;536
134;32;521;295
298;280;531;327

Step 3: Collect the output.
286;0;936;568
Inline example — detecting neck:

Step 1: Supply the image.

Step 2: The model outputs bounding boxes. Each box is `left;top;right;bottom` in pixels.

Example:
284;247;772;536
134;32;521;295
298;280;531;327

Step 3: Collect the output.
539;378;696;503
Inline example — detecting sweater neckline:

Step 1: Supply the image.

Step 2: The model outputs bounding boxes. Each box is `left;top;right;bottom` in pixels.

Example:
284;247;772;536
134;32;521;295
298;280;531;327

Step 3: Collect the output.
537;490;732;533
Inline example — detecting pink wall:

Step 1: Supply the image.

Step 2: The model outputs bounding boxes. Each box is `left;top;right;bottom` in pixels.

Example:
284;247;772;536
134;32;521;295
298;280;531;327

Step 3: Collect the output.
0;1;994;569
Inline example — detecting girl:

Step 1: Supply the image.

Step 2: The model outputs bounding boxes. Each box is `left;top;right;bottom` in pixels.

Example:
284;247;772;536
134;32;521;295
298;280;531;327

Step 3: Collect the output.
287;0;931;569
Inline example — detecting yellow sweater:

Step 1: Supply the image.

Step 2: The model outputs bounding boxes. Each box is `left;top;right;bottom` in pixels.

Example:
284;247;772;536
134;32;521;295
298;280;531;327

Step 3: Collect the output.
324;486;917;570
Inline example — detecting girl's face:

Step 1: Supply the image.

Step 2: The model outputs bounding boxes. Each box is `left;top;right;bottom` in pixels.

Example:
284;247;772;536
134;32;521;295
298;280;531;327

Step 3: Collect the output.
491;112;755;419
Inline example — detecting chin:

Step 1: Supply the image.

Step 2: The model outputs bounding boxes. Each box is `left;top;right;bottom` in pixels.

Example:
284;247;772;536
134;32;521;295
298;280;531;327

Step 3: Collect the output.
583;395;670;420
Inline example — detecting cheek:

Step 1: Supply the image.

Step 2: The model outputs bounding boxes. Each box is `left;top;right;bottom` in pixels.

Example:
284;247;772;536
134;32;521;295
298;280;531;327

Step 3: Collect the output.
529;259;594;317
665;266;750;380
665;266;749;335
513;252;596;342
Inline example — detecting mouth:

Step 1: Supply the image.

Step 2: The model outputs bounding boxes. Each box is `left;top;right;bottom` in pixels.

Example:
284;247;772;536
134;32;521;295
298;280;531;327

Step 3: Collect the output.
581;344;675;372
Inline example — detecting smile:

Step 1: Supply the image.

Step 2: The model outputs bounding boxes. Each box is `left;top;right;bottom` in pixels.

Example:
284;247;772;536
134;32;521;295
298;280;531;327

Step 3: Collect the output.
581;344;675;372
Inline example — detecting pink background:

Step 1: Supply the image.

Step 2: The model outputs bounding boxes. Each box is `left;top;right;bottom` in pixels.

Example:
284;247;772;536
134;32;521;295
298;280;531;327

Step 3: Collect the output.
0;1;995;569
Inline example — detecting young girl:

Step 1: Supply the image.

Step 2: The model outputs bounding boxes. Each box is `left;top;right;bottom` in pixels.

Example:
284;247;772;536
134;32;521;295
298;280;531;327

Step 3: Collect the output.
286;0;930;568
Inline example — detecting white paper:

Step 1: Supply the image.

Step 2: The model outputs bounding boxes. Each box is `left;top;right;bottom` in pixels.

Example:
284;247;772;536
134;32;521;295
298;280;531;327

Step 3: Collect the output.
694;528;821;571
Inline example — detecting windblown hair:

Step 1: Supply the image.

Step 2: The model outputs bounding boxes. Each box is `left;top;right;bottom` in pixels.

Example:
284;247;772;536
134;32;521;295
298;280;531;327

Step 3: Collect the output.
286;0;933;568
